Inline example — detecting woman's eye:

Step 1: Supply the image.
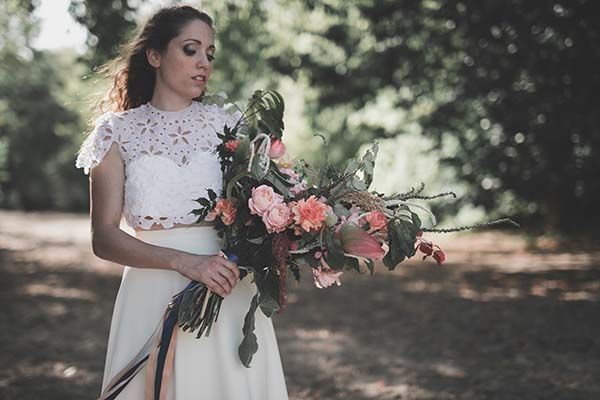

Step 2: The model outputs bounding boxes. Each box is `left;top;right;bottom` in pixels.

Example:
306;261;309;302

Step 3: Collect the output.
207;54;215;62
183;45;196;56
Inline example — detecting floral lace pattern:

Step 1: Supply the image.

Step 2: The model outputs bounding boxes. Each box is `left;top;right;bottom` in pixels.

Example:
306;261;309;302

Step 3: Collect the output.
75;97;241;230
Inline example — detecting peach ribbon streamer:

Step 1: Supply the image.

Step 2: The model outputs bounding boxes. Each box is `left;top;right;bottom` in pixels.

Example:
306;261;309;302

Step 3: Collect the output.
144;323;179;400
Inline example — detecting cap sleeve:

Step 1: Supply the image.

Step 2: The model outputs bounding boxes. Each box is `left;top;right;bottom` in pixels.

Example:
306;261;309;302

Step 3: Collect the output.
75;112;119;175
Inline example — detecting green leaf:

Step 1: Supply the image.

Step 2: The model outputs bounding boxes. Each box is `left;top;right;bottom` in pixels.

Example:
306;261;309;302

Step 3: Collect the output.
264;171;290;196
226;171;253;199
246;236;265;245
207;189;217;201
365;259;375;276
233;136;251;164
344;159;359;174
345;257;361;273
250;154;270;181
383;211;421;270
238;293;260;368
350;176;367;191
323;229;346;269
254;271;281;318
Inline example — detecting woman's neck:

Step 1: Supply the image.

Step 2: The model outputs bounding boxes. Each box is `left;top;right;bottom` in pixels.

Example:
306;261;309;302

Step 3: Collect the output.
150;84;193;112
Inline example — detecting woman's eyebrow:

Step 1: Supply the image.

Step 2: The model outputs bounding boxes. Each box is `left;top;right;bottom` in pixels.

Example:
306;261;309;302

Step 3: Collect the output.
183;38;216;50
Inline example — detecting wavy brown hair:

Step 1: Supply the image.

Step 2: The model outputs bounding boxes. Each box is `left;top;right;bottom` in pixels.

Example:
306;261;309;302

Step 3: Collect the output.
96;5;215;113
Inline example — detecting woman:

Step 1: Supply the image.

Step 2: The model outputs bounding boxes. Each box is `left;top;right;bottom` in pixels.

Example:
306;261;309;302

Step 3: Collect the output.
75;5;289;400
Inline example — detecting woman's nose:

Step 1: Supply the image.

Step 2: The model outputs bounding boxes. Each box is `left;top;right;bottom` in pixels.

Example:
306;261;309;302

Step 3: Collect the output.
197;54;209;68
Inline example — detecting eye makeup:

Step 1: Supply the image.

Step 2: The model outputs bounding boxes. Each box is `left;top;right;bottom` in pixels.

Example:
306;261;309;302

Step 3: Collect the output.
182;40;216;61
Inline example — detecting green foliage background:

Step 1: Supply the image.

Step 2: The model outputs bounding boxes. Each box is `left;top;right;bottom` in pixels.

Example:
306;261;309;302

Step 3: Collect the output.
1;0;598;235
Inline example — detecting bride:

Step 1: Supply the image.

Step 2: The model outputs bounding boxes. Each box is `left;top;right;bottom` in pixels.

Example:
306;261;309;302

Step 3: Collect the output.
75;5;288;400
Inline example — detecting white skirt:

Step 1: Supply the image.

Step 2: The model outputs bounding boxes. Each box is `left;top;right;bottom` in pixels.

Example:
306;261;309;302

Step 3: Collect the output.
100;226;289;399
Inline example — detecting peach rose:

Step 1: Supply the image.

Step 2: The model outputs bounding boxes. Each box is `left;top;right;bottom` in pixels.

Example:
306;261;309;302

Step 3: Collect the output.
262;202;292;233
290;195;328;232
268;139;286;159
363;210;388;234
206;198;237;225
224;139;241;152
248;185;284;217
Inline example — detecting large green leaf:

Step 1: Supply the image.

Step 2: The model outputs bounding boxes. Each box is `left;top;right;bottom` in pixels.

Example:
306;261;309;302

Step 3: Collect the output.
254;271;281;318
383;211;421;270
323;229;346;269
238;293;260;368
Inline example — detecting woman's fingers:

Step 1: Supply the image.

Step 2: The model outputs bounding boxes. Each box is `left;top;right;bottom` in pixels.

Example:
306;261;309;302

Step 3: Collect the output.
207;282;225;297
219;258;241;281
211;272;231;294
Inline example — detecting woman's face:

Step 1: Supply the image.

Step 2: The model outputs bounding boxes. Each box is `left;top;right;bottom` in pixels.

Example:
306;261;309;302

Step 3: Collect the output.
148;19;215;101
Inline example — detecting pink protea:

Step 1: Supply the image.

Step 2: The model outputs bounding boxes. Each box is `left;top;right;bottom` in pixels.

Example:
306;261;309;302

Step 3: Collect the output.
337;222;385;260
414;230;446;265
290;195;328;232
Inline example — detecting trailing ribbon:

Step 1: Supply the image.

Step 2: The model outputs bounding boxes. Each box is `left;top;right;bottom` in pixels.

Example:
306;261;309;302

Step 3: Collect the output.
98;251;244;400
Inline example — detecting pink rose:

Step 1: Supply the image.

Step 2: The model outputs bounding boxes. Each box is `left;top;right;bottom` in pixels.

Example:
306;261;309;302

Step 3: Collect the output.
269;139;286;159
290;195;328;232
262;202;292;233
248;185;284;217
363;210;388;234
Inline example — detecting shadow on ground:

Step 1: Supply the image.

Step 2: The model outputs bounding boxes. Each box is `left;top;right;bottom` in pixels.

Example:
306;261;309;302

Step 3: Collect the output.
1;210;599;399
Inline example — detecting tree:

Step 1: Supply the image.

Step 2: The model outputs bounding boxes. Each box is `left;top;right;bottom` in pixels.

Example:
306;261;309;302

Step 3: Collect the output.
68;0;138;69
0;0;82;209
268;0;600;233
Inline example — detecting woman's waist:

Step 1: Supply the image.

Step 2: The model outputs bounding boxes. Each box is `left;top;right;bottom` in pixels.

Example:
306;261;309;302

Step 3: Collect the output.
134;225;223;255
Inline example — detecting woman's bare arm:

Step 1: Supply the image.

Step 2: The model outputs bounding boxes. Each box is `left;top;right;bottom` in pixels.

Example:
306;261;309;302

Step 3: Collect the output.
87;143;239;296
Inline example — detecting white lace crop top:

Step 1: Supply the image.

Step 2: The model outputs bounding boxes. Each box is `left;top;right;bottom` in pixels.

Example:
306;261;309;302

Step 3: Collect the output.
75;98;241;230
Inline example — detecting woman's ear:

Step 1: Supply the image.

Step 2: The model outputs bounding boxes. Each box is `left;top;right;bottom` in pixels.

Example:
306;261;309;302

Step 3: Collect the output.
146;48;161;68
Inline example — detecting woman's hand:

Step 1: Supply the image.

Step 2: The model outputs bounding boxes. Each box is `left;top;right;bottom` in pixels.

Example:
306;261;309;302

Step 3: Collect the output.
173;253;240;297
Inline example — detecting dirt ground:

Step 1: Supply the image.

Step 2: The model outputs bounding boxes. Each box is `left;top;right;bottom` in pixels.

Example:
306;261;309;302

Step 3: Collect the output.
1;210;599;400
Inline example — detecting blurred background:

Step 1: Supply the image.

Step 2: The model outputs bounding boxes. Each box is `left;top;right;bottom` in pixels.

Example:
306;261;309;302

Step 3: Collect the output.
1;0;599;399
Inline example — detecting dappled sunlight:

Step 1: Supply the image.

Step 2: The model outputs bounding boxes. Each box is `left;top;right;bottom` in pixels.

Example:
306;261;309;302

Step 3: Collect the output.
2;210;600;399
23;283;97;301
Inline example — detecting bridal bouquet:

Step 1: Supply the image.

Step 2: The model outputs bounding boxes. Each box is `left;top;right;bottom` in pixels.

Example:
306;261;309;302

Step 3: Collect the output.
101;90;518;400
183;89;518;366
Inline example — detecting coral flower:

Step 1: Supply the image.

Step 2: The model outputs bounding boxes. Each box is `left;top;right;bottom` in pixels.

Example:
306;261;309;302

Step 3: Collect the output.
205;198;237;226
224;139;241;152
363;210;388;234
290;195;328;232
414;230;446;265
